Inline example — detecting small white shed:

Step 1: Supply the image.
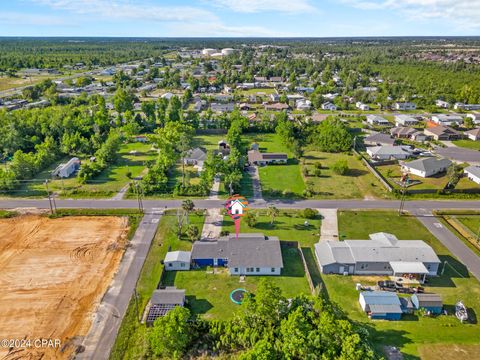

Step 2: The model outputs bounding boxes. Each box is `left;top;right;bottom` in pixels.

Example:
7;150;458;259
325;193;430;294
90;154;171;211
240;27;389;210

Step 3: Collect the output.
164;251;191;271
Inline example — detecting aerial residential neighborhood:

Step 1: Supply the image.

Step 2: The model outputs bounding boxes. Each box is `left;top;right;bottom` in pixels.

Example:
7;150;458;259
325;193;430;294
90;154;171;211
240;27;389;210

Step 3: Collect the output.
1;1;480;360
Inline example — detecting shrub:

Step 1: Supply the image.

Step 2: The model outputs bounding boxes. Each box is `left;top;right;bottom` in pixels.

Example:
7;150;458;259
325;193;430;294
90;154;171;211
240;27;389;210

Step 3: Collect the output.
332;160;349;175
303;208;317;219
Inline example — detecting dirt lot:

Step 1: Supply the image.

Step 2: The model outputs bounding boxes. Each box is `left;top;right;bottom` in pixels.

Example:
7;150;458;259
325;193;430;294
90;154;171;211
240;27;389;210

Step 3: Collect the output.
0;215;129;359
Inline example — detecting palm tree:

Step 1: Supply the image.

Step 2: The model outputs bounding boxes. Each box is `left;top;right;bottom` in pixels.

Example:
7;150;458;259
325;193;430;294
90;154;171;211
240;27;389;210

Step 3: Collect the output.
267;205;280;225
182;199;195;225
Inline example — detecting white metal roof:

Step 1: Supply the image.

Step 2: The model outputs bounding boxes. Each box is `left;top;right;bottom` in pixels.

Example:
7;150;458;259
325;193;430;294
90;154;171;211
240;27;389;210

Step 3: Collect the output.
165;251;191;263
389;261;429;274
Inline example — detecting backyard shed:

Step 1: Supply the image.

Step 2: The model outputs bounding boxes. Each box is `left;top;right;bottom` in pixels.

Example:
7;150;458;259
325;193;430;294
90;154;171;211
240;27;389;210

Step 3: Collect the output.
359;291;402;320
164;251;191;271
146;287;186;325
411;293;443;314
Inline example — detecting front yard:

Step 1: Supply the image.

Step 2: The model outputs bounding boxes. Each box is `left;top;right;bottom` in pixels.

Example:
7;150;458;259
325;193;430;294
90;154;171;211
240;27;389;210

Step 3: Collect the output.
322;210;480;359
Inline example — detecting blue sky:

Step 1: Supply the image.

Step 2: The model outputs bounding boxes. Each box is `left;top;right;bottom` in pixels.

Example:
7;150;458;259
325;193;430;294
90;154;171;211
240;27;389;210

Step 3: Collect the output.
0;0;479;37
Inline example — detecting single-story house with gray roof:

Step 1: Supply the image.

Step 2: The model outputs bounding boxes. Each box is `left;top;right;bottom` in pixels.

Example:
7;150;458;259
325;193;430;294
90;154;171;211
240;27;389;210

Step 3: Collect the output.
401;157;452;178
314;232;440;281
364;133;396;147
464;165;480;185
247;150;287;165
366;146;411;160
191;233;283;275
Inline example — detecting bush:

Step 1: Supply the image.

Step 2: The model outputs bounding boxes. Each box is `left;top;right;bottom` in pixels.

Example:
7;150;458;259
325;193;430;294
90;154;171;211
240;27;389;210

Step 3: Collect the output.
332;160;349;175
302;208;317;219
245;212;257;228
314;169;322;177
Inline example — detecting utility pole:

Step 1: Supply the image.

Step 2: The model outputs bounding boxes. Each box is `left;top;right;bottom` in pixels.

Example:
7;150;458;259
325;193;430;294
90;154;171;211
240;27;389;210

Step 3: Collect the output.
45;180;54;215
398;173;409;216
134;287;140;322
135;181;144;213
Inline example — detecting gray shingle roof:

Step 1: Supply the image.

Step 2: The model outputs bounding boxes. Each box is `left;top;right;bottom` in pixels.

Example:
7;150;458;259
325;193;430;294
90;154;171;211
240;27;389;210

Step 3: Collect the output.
413;293;443;307
165;251;191;263
402;157;452;173
465;165;480;178
191;233;283;268
316;233;440;266
364;133;396;146
151;287;185;305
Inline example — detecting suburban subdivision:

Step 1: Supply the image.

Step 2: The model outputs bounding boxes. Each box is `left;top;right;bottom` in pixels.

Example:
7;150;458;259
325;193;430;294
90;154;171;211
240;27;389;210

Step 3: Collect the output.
2;19;480;360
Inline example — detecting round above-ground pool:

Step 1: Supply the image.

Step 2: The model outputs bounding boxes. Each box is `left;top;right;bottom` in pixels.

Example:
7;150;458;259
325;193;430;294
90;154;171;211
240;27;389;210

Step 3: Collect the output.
230;288;248;304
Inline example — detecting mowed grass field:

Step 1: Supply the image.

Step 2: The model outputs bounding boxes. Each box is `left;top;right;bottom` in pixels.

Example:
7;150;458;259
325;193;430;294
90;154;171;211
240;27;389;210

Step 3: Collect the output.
243;133;305;199
321;210;480;359
303;150;390;199
20;141;156;198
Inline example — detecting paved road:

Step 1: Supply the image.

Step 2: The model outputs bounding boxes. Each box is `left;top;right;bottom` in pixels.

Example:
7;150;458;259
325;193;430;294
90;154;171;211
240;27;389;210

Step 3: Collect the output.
415;210;480;281
78;210;162;360
1;198;479;211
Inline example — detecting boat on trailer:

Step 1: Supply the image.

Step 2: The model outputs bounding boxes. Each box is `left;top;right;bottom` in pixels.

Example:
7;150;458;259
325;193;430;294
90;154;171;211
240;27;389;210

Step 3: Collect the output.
455;301;468;322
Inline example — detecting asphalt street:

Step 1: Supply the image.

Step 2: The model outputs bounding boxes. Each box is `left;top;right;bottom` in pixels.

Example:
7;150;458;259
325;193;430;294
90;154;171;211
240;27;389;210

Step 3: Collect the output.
1;198;480;211
78;211;163;360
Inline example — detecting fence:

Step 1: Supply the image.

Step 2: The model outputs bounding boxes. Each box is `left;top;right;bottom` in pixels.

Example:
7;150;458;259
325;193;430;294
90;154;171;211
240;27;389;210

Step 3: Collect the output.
354;149;393;192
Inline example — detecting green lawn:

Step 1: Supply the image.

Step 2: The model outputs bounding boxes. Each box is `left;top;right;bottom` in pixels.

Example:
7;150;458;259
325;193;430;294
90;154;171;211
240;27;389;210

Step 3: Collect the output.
453;140;480;151
110;210;205;360
242;133;305;199
223;209;323;288
377;163;449;191
163;245;310;320
322;210;480;359
17;141;156;198
303;150;390;199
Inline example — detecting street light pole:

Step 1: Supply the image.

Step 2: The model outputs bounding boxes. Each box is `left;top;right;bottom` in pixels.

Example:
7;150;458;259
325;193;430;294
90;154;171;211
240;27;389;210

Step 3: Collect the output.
45;180;54;215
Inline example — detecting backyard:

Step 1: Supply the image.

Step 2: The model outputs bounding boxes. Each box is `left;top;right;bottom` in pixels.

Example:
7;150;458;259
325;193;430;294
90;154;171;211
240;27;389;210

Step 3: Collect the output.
376;163;450;191
321;210;480;359
110;210;205;360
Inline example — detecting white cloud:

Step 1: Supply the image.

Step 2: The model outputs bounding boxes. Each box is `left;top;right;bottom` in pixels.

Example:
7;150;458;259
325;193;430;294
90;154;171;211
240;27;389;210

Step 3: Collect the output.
0;11;70;26
32;0;218;22
208;0;316;13
341;0;480;28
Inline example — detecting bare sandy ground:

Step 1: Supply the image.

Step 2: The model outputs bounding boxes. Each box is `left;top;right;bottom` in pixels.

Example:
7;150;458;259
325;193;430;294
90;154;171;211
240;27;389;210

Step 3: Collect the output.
0;215;129;359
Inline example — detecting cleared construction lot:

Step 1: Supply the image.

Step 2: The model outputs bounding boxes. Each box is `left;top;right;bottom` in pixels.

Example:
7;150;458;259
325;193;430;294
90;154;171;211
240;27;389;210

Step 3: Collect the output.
0;215;129;359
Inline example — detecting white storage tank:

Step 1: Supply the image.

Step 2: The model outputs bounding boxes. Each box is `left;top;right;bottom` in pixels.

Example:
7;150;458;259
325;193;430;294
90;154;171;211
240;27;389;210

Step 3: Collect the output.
221;48;235;56
202;48;216;56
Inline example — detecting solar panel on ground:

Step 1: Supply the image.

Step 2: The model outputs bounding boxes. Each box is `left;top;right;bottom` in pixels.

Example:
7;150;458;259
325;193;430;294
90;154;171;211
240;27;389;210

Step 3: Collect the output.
146;304;177;323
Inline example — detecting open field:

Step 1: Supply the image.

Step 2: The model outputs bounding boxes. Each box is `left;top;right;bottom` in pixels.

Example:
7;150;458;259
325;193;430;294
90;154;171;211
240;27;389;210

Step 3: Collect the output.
322;210;480;358
303;150;390;199
0;215;129;359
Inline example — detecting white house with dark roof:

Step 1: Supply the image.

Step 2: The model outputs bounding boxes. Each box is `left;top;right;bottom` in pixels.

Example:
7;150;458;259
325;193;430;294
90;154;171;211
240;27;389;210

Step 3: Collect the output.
367;115;391;127
164;251;191;271
394;102;416;111
401;157;452;178
191;233;283;275
464;165;480;185
466;128;480;141
431;114;463;127
366;146;411;160
314;232;440;281
395;114;419;127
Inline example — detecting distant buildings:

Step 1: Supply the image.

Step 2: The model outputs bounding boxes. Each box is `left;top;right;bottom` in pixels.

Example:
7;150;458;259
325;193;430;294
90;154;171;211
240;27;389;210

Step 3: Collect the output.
395;115;418;127
367;115;391;126
366;146;411;161
424;126;462;141
394;102;416;111
431;114;463;126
